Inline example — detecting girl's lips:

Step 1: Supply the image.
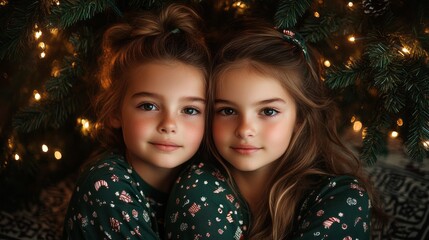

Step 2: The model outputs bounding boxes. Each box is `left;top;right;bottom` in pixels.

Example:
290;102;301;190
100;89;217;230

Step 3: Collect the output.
230;145;261;155
150;142;181;152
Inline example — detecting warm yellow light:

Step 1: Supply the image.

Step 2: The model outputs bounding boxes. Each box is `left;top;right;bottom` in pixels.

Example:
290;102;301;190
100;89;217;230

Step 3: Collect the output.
397;118;403;126
83;121;89;129
334;45;339;50
423;140;429;150
353;121;362;132
7;138;13;149
0;0;9;6
350;116;356;123
42;144;49;152
38;42;45;49
34;91;41;101
54;151;62;160
361;127;367;139
348;36;356;42
401;47;410;54
14;154;20;161
390;131;399;138
40;51;46;58
50;28;59;36
425;28;429;34
34;30;42;39
348;2;353;7
314;12;320;18
323;60;331;67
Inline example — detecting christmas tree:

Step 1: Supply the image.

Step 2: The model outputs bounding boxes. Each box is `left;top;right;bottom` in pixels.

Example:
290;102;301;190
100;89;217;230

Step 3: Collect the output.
0;0;428;208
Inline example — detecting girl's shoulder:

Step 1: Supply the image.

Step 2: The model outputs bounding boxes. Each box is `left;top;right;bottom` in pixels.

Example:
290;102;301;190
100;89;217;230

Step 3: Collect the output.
302;175;368;209
294;175;371;239
178;161;229;185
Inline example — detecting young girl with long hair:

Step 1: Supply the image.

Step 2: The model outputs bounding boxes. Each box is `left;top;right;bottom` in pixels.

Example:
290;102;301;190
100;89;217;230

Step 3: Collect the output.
63;3;210;239
165;19;383;239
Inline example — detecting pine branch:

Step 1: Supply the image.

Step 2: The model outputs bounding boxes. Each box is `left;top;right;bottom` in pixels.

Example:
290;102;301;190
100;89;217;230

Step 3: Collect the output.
300;13;346;43
127;0;165;9
274;0;313;28
360;110;390;165
325;60;366;89
382;88;405;114
404;63;429;162
13;96;79;133
0;0;41;61
50;0;122;28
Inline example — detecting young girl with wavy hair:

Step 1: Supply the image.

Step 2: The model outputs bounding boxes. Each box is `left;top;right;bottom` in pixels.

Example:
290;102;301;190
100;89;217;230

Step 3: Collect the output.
165;19;383;240
63;3;210;239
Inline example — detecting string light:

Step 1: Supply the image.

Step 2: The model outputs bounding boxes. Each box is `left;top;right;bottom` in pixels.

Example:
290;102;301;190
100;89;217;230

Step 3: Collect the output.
231;1;249;14
423;140;429;150
14;154;20;161
54;151;62;160
323;60;331;67
347;2;354;7
348;35;356;42
397;118;403;126
38;42;46;49
51;66;60;77
314;12;320;18
78;118;93;135
42;144;49;152
390;131;399;138
0;0;8;6
401;46;410;54
52;0;60;5
353;121;362;132
33;90;41;101
34;30;42;40
50;28;59;36
361;127;367;139
350;116;356;123
7;138;14;149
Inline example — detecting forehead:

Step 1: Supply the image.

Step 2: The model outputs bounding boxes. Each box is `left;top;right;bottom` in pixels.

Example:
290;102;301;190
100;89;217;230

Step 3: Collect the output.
215;65;294;103
126;60;205;94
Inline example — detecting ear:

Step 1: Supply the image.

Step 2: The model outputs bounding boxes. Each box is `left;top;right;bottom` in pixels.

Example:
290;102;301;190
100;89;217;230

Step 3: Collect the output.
109;114;122;129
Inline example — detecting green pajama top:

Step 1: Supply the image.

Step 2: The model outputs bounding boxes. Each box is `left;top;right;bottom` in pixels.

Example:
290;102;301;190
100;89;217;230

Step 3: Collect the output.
165;161;371;240
165;161;250;240
63;152;167;239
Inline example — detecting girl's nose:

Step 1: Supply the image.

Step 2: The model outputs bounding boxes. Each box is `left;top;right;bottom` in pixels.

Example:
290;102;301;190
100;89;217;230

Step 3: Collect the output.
158;113;177;134
235;116;255;139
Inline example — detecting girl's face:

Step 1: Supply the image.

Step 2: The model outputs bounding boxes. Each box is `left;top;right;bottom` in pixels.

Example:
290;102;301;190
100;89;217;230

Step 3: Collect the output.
112;61;205;169
213;65;297;173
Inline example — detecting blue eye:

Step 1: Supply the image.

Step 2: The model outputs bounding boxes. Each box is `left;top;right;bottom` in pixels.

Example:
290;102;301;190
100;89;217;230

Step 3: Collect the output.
139;103;158;111
183;107;200;115
261;108;278;116
218;108;236;116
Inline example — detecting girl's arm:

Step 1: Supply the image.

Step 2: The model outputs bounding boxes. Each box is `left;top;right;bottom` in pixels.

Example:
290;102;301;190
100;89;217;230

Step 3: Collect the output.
165;162;249;240
292;175;371;240
64;159;162;239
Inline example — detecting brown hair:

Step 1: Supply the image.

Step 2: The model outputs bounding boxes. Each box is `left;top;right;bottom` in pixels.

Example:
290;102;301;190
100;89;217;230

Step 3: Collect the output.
208;19;384;239
93;3;210;153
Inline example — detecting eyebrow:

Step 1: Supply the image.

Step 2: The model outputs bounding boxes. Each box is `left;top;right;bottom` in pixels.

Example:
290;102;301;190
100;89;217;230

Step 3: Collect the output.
215;98;286;105
132;92;206;103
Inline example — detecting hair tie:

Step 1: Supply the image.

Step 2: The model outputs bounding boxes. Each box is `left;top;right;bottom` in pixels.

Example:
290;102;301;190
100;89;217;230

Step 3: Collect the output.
279;29;309;61
170;28;181;34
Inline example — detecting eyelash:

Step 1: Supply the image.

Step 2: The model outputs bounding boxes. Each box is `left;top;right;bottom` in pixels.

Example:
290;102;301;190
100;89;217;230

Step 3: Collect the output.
138;102;158;111
216;107;280;117
182;107;201;115
137;103;201;115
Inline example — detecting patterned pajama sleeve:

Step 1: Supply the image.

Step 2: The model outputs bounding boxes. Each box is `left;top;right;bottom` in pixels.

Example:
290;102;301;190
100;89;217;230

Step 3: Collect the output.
64;155;163;239
165;162;249;240
293;175;371;240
